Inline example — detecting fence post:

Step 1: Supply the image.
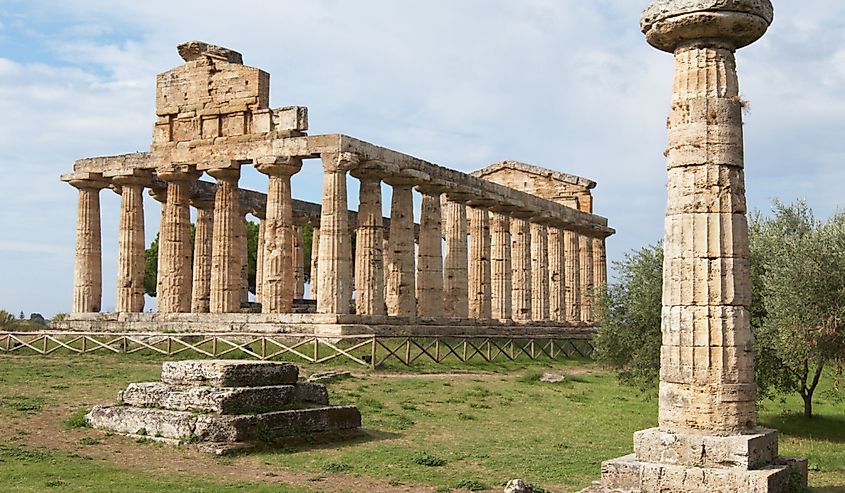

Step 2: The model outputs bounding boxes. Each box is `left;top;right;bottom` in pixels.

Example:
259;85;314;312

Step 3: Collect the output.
370;337;377;370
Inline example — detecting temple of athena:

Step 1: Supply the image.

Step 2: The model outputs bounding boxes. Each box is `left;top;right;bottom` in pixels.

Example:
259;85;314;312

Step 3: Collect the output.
56;40;614;337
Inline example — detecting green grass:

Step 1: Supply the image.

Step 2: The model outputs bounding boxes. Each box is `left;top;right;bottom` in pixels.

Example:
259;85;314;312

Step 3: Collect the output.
0;353;842;492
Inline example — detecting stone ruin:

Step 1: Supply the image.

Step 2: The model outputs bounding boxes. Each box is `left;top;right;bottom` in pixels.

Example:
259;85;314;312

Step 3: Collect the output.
86;360;361;454
580;1;807;492
56;40;615;338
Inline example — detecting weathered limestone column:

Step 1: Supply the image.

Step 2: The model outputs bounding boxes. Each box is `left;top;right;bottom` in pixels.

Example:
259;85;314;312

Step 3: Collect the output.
67;174;108;313
254;215;266;305
316;153;354;314
490;211;512;320
547;226;565;322
510;217;532;321
352;171;385;316
156;165;198;313
293;224;305;300
239;213;249;305
531;222;550;321
190;198;214;313
592;236;607;295
416;190;444;318
467;205;491;320
385;180;416;318
587;3;805;492
442;196;469;318
208;167;242;313
113;173;148;313
309;225;320;300
578;233;594;323
256;157;302;314
563;229;580;323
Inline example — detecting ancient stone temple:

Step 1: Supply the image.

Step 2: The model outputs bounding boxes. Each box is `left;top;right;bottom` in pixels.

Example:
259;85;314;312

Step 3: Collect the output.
57;40;614;337
582;1;807;492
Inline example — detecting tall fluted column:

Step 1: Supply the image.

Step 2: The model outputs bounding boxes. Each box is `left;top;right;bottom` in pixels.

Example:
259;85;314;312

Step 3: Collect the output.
510;217;532;321
531;223;550;321
442;197;469;318
316;153;354;314
113;175;147;313
385;182;416;318
589;6;794;493
239;214;249;304
255;217;265;305
257;158;301;314
156;165;198;313
209;167;242;313
353;172;385;316
191;200;214;313
467;206;491;320
592;236;607;295
293;224;305;300
309;225;320;300
548;226;565;322
563;230;581;323
68;175;108;313
578;234;594;323
490;211;512;320
416;191;444;318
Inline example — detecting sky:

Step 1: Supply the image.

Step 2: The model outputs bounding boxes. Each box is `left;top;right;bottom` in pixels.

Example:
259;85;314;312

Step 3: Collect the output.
0;0;843;317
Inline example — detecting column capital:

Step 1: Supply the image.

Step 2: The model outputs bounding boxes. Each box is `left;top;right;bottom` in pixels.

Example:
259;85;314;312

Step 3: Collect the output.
384;168;429;188
62;172;109;191
156;164;201;182
207;166;240;181
320;152;361;173
255;156;303;177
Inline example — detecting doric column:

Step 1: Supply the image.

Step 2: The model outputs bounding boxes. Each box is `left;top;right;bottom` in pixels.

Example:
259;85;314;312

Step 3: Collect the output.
67;174;108;313
208;167;242;313
352;171;385;316
563;229;581;323
385;180;416;318
578;233;594;322
191;198;214;313
531;222;550;321
510;217;532;321
309;225;320;300
293;224;305;300
442;196;469;318
156;165;199;313
254;215;265;305
416;190;444;318
592;236;607;295
239;213;249;305
467;205;491;320
256;157;302;314
112;173;148;313
548;226;565;322
316;153;354;314
490;211;512;320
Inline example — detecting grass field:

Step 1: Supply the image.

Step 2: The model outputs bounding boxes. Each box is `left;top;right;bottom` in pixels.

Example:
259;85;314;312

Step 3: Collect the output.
0;353;842;492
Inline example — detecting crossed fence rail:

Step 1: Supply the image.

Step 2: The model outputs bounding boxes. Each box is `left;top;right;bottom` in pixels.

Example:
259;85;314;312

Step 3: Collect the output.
0;332;594;369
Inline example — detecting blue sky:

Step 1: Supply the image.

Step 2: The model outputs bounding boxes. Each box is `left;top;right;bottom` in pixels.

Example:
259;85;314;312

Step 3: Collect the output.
1;1;843;317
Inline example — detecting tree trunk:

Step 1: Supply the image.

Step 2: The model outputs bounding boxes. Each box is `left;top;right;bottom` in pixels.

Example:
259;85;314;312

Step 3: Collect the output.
803;393;813;418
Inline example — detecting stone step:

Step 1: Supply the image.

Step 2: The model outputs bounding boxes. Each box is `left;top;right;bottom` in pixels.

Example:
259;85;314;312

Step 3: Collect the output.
120;383;296;414
160;360;298;387
86;404;361;442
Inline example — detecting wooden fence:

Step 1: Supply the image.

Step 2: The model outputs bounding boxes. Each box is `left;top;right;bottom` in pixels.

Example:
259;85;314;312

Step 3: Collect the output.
0;332;594;369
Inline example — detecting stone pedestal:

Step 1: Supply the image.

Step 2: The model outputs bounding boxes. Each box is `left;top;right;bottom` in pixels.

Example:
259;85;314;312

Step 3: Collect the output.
416;191;444;317
113;174;147;313
156;165;198;313
510;217;532;321
209;167;242;313
468;206;492;320
490;211;512;320
442;197;469;318
583;2;806;492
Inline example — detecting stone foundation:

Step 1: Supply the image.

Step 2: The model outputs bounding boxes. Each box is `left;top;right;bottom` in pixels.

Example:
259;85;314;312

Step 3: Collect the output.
86;359;361;453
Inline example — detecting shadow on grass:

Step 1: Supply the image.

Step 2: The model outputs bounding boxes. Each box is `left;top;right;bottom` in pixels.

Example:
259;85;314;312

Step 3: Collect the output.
252;428;400;456
810;487;845;493
760;414;845;443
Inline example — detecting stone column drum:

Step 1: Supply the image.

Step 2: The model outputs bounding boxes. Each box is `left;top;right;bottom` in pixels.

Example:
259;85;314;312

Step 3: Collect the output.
442;197;469;318
490;211;512;320
385;181;416;318
316;154;353;314
547;226;565;322
578;233;594;323
416;191;444;318
510;217;532;321
353;171;385;316
257;157;302;314
255;216;265;305
209;167;243;313
563;229;580;323
309;225;320;300
584;2;806;492
69;175;108;313
113;174;147;313
467;206;492;320
156;165;198;313
293;224;305;300
531;222;550;321
191;199;214;313
592;236;607;294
